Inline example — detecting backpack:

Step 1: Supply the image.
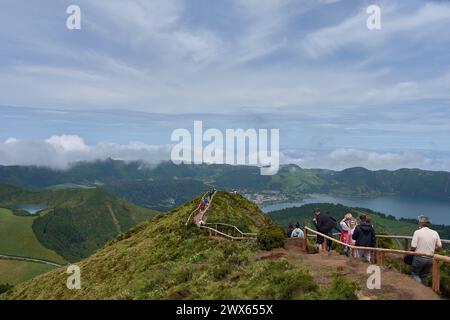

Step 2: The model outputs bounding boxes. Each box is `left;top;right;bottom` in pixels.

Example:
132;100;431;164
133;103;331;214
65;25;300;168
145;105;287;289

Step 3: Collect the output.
404;254;414;265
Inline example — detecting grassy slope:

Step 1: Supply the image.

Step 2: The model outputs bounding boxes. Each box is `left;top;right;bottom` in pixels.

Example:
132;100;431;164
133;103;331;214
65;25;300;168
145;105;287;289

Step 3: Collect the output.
0;187;159;262
0;208;66;264
206;192;273;233
0;260;56;285
1;192;357;300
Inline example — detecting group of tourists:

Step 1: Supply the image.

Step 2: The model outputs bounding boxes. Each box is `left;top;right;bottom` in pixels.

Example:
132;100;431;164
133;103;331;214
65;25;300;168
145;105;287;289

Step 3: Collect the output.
284;208;443;284
199;188;216;211
311;208;376;261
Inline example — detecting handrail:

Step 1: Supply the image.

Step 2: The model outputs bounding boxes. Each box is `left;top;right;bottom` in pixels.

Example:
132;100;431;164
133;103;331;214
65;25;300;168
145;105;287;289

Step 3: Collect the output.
204;222;257;237
303;226;449;293
187;190;258;241
196;191;216;224
185;191;210;225
199;225;257;241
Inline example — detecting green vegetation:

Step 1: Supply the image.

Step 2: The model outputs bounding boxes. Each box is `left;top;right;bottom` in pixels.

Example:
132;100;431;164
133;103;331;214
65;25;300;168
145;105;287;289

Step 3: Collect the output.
0;185;158;263
0;208;65;263
28;189;158;262
103;178;210;211
1;192;358;300
0;283;13;295
0;260;56;285
206;192;273;233
257;227;286;250
2;161;450;208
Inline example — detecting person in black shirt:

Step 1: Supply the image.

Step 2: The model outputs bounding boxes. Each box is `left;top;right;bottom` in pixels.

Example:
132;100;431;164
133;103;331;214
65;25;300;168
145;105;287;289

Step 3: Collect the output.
313;208;337;252
352;215;376;262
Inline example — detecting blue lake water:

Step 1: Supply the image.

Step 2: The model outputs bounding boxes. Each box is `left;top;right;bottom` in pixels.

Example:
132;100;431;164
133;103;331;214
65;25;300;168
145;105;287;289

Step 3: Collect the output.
262;194;450;226
13;204;47;215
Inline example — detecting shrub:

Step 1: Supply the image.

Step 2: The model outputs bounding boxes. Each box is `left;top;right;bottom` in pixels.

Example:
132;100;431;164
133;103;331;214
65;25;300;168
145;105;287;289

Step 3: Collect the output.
257;226;286;250
247;260;319;299
324;273;359;300
439;262;450;298
0;283;13;295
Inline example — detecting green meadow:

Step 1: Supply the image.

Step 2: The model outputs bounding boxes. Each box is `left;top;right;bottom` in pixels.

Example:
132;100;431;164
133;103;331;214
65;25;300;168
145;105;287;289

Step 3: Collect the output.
0;260;57;285
0;208;66;264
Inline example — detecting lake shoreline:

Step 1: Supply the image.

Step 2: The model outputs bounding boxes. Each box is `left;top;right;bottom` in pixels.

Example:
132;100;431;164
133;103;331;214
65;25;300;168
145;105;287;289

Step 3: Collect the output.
261;193;450;226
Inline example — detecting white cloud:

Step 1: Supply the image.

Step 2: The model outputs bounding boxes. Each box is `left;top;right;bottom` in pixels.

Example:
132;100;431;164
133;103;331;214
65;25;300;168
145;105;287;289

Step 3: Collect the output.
282;148;450;171
0;135;171;169
1;134;450;172
45;135;88;152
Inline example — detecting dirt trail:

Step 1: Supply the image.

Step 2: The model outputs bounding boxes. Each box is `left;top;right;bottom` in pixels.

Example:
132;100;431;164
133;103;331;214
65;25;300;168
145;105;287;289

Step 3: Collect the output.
193;192;215;225
255;238;441;300
106;203;122;234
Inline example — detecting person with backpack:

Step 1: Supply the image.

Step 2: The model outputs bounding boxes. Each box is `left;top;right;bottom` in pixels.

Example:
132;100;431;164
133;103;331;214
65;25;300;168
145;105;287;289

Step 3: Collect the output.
313;208;337;252
352;214;376;262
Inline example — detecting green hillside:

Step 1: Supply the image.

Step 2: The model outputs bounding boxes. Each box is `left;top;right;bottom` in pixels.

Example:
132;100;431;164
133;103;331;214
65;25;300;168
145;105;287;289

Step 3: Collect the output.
0;260;56;285
1;192;358;300
103;178;210;211
0;208;65;263
2;161;450;206
0;185;159;262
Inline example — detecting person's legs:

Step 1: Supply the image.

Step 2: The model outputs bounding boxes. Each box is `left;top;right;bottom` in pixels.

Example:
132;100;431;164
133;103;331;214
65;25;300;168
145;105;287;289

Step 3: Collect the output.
326;230;334;251
365;250;372;263
315;234;322;251
412;256;433;283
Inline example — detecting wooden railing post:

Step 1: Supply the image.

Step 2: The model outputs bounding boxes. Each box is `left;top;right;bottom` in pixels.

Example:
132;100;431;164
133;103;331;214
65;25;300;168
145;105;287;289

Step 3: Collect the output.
303;228;308;251
432;259;441;293
403;238;409;251
379;252;385;266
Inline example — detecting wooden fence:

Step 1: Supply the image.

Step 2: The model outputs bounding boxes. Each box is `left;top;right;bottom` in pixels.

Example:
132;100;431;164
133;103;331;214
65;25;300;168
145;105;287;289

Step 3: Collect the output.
303;226;450;293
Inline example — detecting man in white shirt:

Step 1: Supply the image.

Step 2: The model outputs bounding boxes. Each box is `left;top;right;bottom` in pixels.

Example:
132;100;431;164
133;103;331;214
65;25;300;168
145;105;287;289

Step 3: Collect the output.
410;215;442;283
291;223;304;239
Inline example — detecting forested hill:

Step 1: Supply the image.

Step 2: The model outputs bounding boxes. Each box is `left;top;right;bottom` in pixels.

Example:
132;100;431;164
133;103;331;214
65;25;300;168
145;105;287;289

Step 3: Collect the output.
0;184;158;261
1;160;450;201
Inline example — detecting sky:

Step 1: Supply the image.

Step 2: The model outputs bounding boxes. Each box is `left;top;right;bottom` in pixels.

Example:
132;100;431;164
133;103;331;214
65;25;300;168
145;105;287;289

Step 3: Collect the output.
1;0;450;171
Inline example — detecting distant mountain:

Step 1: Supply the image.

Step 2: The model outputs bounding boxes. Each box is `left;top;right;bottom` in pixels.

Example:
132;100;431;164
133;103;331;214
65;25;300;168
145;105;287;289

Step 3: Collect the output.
103;178;210;211
1;160;450;208
0;184;158;262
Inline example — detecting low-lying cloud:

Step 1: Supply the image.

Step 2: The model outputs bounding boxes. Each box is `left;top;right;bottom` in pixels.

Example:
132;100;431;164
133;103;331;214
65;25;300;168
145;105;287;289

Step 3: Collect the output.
282;148;450;171
0;135;171;169
2;135;450;172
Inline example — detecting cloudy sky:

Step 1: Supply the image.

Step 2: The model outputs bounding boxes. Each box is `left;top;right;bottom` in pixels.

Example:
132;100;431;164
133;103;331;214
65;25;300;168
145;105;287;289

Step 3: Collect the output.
1;0;450;170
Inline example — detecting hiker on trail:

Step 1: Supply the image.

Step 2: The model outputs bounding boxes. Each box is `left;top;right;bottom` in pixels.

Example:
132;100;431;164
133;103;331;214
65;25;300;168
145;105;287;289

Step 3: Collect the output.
208;188;216;199
352;214;376;262
286;224;295;237
291;222;304;239
410;215;442;283
313;208;337;252
340;213;355;256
